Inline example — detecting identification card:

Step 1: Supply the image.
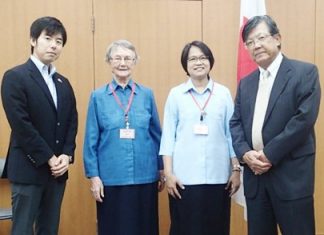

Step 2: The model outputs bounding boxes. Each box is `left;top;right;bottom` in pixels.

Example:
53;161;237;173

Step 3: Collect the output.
193;124;209;135
120;128;135;139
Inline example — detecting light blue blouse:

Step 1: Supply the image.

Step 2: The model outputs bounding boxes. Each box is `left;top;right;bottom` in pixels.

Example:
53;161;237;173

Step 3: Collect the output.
159;78;236;185
83;79;162;186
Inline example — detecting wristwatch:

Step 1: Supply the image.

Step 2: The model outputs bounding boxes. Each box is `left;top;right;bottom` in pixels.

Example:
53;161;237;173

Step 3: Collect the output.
232;164;241;172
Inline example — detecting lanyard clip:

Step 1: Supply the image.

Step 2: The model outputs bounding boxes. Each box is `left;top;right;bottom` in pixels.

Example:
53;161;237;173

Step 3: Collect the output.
125;114;130;129
200;111;206;122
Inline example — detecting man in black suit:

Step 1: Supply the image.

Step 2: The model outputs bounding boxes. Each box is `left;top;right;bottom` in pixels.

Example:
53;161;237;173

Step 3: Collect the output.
230;15;320;235
1;16;78;235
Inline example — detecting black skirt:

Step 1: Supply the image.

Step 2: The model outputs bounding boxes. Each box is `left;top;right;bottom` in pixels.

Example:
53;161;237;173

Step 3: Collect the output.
97;182;159;235
169;184;231;235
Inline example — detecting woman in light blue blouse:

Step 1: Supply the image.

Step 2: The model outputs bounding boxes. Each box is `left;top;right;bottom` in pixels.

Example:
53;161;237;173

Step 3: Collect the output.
83;40;164;235
159;41;240;235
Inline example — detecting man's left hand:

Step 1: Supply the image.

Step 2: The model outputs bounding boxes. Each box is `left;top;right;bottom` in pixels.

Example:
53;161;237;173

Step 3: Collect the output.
50;154;70;177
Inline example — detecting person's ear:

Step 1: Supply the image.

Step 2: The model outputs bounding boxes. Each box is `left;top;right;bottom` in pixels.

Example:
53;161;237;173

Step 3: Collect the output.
273;33;281;48
30;37;36;47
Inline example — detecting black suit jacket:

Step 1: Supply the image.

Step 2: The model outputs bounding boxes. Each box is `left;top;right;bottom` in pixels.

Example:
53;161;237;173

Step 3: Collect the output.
230;56;321;200
1;59;78;184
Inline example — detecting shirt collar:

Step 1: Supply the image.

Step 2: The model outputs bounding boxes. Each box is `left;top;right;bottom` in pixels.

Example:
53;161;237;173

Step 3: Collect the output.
258;52;283;78
30;55;56;77
182;77;214;94
107;77;137;94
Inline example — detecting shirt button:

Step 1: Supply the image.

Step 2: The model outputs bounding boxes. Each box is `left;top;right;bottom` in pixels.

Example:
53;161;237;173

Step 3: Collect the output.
57;122;61;126
56;140;60;144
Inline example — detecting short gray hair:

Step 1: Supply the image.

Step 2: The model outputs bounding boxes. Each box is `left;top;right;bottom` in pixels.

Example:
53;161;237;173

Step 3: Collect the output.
105;39;139;63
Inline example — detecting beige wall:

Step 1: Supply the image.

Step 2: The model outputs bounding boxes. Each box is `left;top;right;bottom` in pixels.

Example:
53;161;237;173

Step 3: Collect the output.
315;0;324;232
0;0;323;234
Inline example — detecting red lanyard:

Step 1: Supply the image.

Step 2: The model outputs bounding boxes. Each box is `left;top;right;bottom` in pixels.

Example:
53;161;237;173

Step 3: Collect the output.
189;82;214;121
109;82;136;126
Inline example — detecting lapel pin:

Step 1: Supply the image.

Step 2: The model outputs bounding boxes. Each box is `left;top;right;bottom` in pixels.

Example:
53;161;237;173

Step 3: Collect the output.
57;78;63;83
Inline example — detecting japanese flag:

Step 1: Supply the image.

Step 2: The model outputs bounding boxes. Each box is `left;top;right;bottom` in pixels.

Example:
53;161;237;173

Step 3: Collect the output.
237;0;266;82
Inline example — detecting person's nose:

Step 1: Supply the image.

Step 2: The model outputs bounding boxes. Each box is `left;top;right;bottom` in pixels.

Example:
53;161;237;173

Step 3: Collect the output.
50;40;58;49
119;58;126;65
253;39;262;49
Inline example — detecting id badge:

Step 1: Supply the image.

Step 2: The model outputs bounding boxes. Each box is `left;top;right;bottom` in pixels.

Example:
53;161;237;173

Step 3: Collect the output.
193;124;209;135
120;128;135;139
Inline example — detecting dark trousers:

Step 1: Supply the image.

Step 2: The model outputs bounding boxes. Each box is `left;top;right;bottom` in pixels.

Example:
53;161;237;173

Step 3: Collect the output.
246;177;315;235
10;179;66;235
169;184;231;235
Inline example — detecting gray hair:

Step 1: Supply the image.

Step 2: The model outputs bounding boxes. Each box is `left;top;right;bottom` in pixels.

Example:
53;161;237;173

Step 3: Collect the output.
105;39;139;63
242;15;281;49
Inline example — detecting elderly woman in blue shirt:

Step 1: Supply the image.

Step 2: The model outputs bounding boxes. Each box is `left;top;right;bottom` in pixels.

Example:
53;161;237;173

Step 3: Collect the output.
83;39;164;235
159;41;241;235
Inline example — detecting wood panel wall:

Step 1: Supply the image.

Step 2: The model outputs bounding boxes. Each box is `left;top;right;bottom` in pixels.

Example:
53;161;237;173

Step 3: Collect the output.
0;0;323;234
315;0;324;234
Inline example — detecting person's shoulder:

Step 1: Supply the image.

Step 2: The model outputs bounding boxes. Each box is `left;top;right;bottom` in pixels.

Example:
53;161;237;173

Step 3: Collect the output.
4;61;29;75
54;72;68;81
53;73;77;92
135;82;152;93
169;82;187;94
239;69;259;84
284;57;317;71
9;63;26;72
135;83;159;100
213;81;232;97
2;61;32;84
213;81;230;91
92;85;108;95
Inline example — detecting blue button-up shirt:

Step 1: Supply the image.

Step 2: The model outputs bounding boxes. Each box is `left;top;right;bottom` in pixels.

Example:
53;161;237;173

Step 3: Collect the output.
159;79;236;185
83;79;162;186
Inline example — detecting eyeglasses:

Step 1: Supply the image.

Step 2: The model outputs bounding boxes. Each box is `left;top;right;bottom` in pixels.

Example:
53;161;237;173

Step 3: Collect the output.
245;34;272;49
187;55;209;64
110;56;135;65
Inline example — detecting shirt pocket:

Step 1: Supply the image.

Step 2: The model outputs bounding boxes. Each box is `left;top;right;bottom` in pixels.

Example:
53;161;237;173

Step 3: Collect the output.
206;98;227;121
134;112;151;130
100;112;122;130
207;110;223;121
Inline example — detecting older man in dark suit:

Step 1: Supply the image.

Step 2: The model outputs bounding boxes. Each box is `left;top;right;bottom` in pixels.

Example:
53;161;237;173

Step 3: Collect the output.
1;16;78;235
230;15;321;235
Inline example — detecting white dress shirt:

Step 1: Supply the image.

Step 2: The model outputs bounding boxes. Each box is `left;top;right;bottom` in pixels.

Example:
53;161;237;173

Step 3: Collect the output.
252;52;283;150
30;55;57;108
